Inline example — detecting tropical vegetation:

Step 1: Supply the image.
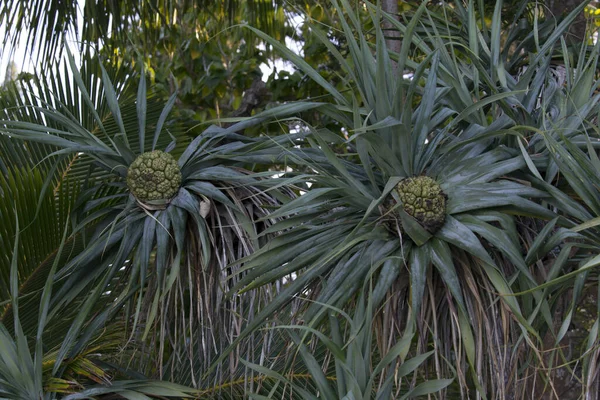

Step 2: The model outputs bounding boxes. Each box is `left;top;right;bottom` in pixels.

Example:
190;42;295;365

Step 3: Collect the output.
1;0;600;399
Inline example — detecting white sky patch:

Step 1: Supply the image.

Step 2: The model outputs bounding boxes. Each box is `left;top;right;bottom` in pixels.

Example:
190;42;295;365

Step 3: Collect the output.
3;1;298;85
0;0;85;83
0;25;34;83
259;13;304;81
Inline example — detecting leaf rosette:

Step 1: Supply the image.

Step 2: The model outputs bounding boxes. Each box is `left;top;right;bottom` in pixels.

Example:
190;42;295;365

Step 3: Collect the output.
0;49;324;380
221;0;560;390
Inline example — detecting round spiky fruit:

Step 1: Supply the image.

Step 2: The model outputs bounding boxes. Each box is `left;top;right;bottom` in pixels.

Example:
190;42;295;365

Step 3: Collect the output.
396;176;446;234
127;150;182;203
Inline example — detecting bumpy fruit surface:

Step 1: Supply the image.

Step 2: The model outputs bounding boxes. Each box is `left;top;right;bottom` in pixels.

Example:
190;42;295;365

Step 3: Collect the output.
127;150;181;202
396;176;446;233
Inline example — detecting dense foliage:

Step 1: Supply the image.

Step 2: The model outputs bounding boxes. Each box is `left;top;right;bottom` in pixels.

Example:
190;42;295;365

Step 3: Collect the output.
1;0;600;399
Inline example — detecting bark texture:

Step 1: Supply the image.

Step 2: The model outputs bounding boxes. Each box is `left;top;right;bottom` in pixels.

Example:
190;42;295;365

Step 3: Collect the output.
382;0;401;55
381;0;401;73
547;0;588;43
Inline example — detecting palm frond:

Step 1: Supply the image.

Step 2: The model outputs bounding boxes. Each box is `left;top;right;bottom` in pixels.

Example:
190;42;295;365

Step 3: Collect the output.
0;0;288;71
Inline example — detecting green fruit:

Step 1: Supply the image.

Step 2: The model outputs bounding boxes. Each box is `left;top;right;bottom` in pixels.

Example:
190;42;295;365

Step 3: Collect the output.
127;150;182;202
396;176;446;234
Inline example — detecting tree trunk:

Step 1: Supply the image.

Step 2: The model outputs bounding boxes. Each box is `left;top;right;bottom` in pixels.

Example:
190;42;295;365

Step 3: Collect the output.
381;0;401;71
547;0;588;43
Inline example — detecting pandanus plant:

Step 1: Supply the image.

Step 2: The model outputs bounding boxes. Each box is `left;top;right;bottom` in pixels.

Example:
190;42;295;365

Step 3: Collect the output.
2;0;600;398
0;46;324;392
211;1;598;396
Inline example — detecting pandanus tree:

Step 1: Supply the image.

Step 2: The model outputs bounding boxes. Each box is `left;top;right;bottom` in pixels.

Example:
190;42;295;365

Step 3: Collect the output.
226;2;550;396
0;45;323;395
219;0;600;397
2;0;600;398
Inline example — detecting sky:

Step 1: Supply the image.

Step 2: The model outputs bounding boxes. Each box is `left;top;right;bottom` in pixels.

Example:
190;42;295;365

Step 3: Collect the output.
0;4;301;84
0;0;84;84
0;25;34;83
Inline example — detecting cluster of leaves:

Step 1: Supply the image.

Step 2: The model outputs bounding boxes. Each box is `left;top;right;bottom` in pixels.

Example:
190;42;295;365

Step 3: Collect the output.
93;0;298;138
2;0;600;399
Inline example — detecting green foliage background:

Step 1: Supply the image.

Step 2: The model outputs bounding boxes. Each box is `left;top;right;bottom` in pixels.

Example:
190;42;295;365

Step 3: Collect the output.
1;0;600;399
